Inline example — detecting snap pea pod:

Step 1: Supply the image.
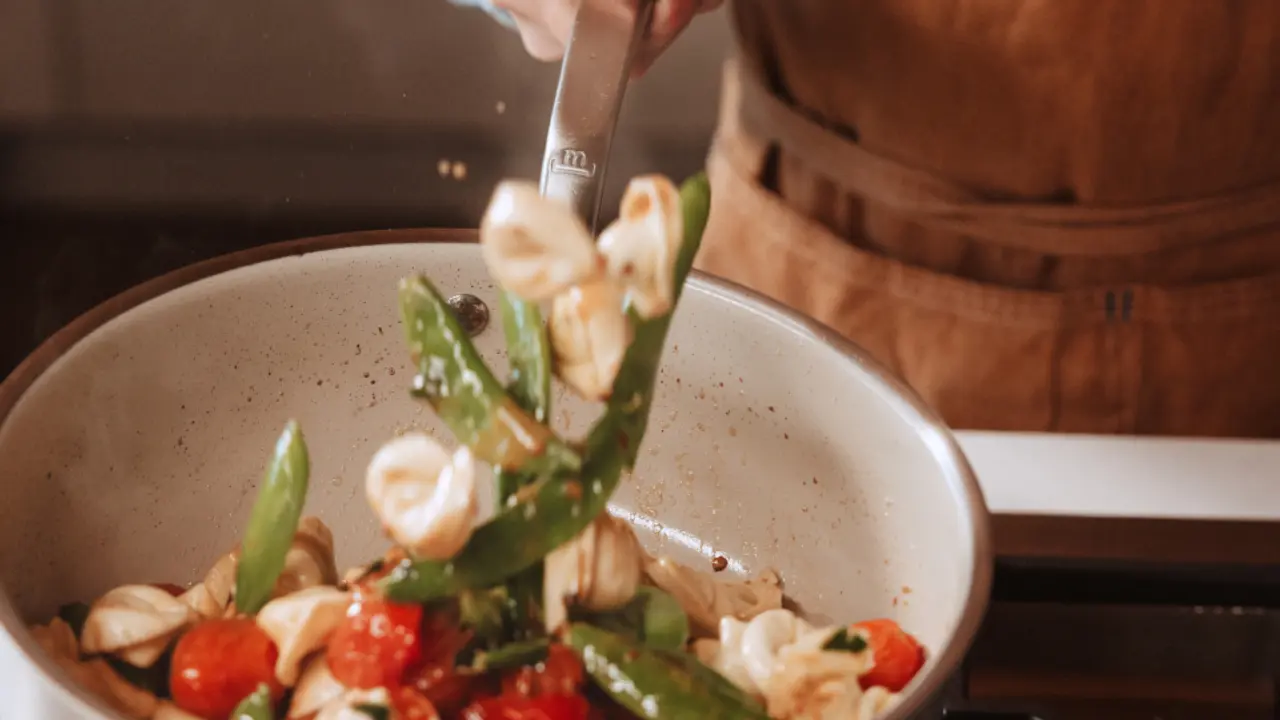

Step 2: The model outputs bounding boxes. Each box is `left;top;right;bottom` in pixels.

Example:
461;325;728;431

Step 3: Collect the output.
571;586;690;651
472;637;551;671
497;291;554;634
235;420;309;615
566;623;769;720
398;276;580;477
230;683;274;720
499;293;552;427
381;173;712;602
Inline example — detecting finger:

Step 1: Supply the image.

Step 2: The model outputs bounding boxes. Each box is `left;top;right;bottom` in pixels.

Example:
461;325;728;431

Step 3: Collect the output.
507;8;566;61
631;0;702;77
496;0;580;62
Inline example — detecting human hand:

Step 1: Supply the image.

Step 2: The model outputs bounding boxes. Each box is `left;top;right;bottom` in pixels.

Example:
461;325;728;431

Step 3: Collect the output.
451;0;723;75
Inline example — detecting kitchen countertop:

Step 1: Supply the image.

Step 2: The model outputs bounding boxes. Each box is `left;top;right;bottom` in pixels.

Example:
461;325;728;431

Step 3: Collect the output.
959;431;1280;567
958;431;1280;521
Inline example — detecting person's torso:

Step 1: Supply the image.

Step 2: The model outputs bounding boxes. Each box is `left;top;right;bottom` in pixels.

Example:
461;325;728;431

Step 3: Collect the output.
695;0;1280;436
732;0;1280;206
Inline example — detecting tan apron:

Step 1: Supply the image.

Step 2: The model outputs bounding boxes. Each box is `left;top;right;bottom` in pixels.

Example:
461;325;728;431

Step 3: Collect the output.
696;0;1280;437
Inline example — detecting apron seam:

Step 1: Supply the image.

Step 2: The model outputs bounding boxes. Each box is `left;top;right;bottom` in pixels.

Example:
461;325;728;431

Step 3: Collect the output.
713;131;1280;326
711;135;1071;328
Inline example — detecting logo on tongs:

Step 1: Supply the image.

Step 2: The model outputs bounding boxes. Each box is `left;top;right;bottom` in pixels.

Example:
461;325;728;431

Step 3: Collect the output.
549;149;597;178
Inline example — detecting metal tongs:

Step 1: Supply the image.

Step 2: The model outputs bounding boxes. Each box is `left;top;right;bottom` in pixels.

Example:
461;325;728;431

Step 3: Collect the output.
539;0;657;234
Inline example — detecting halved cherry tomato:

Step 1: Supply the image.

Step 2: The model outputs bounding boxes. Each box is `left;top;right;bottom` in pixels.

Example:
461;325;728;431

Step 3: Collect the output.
501;644;585;698
169;618;284;720
851;618;926;692
401;603;479;715
462;693;590;720
327;597;425;689
410;664;487;718
390;686;442;720
152;583;187;597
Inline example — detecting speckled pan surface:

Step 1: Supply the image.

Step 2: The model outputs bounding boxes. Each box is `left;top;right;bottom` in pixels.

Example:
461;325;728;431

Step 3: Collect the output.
0;234;990;719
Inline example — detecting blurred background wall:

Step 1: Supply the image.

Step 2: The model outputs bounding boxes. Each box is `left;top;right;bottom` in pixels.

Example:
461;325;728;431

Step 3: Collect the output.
0;0;733;372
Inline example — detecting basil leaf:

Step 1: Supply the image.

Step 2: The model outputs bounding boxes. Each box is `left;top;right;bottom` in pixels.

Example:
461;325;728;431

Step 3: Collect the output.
353;703;390;720
230;683;274;720
823;627;869;654
56;602;90;639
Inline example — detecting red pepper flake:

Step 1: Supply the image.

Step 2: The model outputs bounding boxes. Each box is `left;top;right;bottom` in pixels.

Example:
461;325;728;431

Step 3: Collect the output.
768;406;775;412
711;555;728;572
617;432;630;450
562;481;583;501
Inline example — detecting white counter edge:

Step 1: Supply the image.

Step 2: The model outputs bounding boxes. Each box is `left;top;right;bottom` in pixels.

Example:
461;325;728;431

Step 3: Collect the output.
956;431;1280;521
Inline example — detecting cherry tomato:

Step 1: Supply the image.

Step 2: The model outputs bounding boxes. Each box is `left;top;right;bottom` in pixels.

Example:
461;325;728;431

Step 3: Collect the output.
406;608;482;716
462;693;590;720
169;618;284;720
327;597;425;688
502;645;584;698
851;618;926;692
152;583;187;597
390;686;442;720
409;664;486;717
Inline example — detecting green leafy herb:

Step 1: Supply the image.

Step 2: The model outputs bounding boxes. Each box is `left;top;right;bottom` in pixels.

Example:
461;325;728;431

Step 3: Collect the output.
459;588;509;644
823;627;869;654
106;654;171;698
56;602;90;639
353;703;390;720
235;420;310;615
230;683;274;720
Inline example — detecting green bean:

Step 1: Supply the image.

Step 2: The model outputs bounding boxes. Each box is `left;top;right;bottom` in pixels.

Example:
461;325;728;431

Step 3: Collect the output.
235;420;309;615
381;173;712;603
398;276;579;477
566;623;769;720
230;683;274;720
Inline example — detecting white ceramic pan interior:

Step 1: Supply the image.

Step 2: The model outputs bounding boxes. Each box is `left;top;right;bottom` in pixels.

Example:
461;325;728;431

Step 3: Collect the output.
0;238;991;719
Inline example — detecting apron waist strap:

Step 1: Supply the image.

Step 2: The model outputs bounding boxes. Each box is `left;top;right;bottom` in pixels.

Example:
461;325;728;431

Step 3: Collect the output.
730;57;1280;257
